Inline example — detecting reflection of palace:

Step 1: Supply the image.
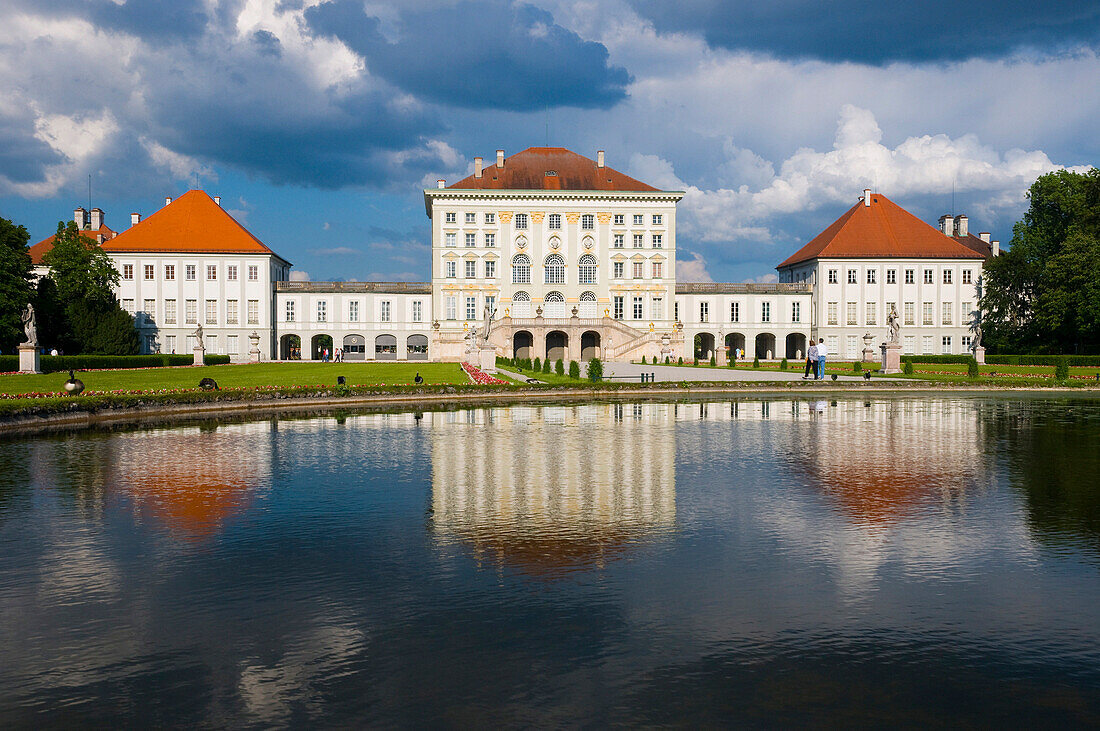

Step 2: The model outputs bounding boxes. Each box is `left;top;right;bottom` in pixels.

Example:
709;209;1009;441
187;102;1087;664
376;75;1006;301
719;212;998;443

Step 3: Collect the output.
428;404;677;574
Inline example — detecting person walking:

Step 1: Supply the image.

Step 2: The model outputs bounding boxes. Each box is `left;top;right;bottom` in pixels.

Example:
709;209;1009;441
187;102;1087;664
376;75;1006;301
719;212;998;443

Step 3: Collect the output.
815;337;828;379
803;340;817;379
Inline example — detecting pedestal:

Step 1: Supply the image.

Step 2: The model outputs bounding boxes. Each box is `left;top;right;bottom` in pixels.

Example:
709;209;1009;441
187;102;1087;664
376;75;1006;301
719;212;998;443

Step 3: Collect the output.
862;347;876;363
193;346;205;366
18;345;41;374
881;342;902;374
478;346;497;374
973;346;985;365
716;347;728;367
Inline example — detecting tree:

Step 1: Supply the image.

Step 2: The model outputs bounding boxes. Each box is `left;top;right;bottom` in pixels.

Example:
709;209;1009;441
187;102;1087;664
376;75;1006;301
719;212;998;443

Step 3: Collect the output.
0;217;33;352
982;168;1100;353
587;357;603;382
43;221;119;306
68;300;140;355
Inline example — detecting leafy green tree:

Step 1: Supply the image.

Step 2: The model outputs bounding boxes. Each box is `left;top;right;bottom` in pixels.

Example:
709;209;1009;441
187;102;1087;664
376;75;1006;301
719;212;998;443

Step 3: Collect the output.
0;217;33;352
68;300;140;355
555;359;564;375
568;360;580;378
43;221;119;306
587;357;603;382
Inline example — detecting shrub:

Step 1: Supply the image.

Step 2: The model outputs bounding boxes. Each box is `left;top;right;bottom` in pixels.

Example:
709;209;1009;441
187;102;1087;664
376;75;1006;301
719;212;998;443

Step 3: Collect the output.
665;356;670;364
967;358;980;377
555;359;564;375
1055;360;1069;381
568;360;580;379
779;358;788;370
640;355;647;364
900;355;975;365
853;361;862;372
588;357;603;382
752;357;760;368
709;354;716;367
523;358;532;371
0;354;230;373
903;361;914;375
987;355;1100;366
678;356;683;365
542;358;551;374
533;357;541;372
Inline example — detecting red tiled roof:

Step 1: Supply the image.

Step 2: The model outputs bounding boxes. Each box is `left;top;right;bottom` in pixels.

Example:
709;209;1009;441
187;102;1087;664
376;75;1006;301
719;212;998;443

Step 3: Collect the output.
953;232;994;257
101;190;277;256
777;194;989;268
448;147;661;192
29;225;117;265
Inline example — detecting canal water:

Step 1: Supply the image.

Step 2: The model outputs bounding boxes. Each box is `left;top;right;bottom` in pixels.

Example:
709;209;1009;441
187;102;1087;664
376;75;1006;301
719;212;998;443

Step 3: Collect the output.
1;397;1098;726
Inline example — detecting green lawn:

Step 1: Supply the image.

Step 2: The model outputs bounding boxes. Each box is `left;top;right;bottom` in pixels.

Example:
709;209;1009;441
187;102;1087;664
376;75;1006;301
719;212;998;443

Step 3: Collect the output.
0;362;470;396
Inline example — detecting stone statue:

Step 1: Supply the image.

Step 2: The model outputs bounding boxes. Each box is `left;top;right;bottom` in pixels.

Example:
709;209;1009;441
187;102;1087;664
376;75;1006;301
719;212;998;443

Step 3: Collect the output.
481;302;496;341
969;310;982;350
886;304;900;343
21;304;37;347
464;327;478;353
192;323;204;344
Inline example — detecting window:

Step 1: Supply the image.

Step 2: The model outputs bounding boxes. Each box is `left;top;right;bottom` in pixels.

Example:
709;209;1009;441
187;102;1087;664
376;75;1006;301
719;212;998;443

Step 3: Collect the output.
123;264;134;280
579;254;597;284
847;335;858;358
445;232;456;247
674;301;679;321
465;212;476;224
349;300;359;322
828;269;838;284
633;234;644;248
613;295;624;319
652;297;664;320
248;265;258;281
543;213;560;230
144;265;154;280
867;269;876;284
633;261;644;279
904;335;915;354
466;296;477;321
633;214;644;225
248;300;260;324
207;264;217;280
485;295;496;317
445;212;456;223
962;302;972;321
962;269;972;284
923;302;934;325
166;335;176;353
827;302;838;325
613;214;625;225
924;269;934;284
445;296;456;320
316;300;327;323
905;269;915;284
285;300;295;322
653;214;663;225
227;299;238;324
227;335;239;355
165;264;175;280
515;213;528;229
581;214;594;230
613;262;624;279
904;302;915;325
845;302;856;325
186;264;196;280
652;234;663;248
652;261;663;278
942;336;953;354
941;301;953;325
227;265;238;281
613;234;624;248
485;260;496;279
848;269;857;284
185;299;197;323
465;260;476;279
731;302;740;322
380;300;391;322
762;302;771;323
943;269;953;284
412;301;423;322
544;254;565;284
465;233;476;247
700;302;709;322
165;299;177;324
143;299;155;321
484;233;495;247
205;299;217;324
445;260;457;278
886;269;896;284
962;335;972;349
485;212;495;224
792;302;800;322
865;301;876;325
512;255;530;284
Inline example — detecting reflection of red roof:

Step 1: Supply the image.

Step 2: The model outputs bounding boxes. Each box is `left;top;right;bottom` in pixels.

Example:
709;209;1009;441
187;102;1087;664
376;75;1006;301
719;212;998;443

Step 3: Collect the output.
29;226;116;265
778;194;989;268
101;190;278;256
448;147;660;191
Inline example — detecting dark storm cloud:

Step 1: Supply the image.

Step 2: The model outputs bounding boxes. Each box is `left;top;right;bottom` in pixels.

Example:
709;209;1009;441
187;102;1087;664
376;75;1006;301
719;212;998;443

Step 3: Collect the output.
306;0;631;111
0;118;64;185
92;0;209;41
626;0;1100;63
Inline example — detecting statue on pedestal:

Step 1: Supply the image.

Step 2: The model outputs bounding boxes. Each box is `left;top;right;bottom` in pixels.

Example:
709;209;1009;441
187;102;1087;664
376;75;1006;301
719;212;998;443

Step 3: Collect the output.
886;304;900;343
481;302;496;342
192;323;204;343
21;304;37;347
969;310;982;351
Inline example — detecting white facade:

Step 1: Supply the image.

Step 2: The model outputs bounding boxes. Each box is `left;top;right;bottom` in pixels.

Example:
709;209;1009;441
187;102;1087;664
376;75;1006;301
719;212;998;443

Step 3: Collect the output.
675;283;814;360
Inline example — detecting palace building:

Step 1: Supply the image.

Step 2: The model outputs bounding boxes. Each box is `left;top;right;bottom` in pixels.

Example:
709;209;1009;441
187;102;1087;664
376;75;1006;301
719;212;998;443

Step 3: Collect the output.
30;147;996;362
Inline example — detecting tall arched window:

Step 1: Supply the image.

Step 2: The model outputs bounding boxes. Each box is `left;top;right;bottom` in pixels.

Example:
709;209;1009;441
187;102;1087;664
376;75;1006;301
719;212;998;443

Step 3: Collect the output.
512;291;531;318
544;291;566;318
579;291;597;318
544;254;565;284
512;254;531;284
578;254;597;284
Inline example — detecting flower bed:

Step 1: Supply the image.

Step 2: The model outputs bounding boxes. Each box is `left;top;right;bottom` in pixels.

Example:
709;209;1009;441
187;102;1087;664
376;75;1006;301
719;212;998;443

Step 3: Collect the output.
460;362;508;385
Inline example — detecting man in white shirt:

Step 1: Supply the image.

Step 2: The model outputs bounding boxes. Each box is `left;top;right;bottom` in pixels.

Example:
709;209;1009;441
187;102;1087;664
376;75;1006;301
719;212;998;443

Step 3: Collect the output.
803;340;818;379
815;337;828;379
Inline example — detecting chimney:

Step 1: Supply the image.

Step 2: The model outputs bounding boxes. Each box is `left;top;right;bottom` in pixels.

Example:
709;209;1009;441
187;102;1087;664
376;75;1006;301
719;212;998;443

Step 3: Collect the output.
214;196;221;207
863;188;872;207
978;232;991;243
96;234;104;244
597;150;605;168
74;207;88;228
938;214;954;236
474;157;483;178
89;208;103;230
436;179;445;189
131;212;140;228
496;149;505;168
165;196;172;207
955;214;968;237
992;240;1000;256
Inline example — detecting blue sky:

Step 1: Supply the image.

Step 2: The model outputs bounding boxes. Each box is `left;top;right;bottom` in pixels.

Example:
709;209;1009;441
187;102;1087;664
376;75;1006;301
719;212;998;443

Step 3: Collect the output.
1;0;1097;283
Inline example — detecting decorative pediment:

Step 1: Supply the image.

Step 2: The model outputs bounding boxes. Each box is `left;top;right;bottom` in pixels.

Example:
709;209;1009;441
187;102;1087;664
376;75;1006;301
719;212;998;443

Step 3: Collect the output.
442;251;459;260
611;253;628;262
650;253;667;262
463;252;479;260
631;253;646;261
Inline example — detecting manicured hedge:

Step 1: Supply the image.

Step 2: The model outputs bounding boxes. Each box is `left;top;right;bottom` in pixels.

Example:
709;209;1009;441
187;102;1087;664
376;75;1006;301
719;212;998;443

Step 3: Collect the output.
0;354;231;373
986;355;1100;366
900;355;974;365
